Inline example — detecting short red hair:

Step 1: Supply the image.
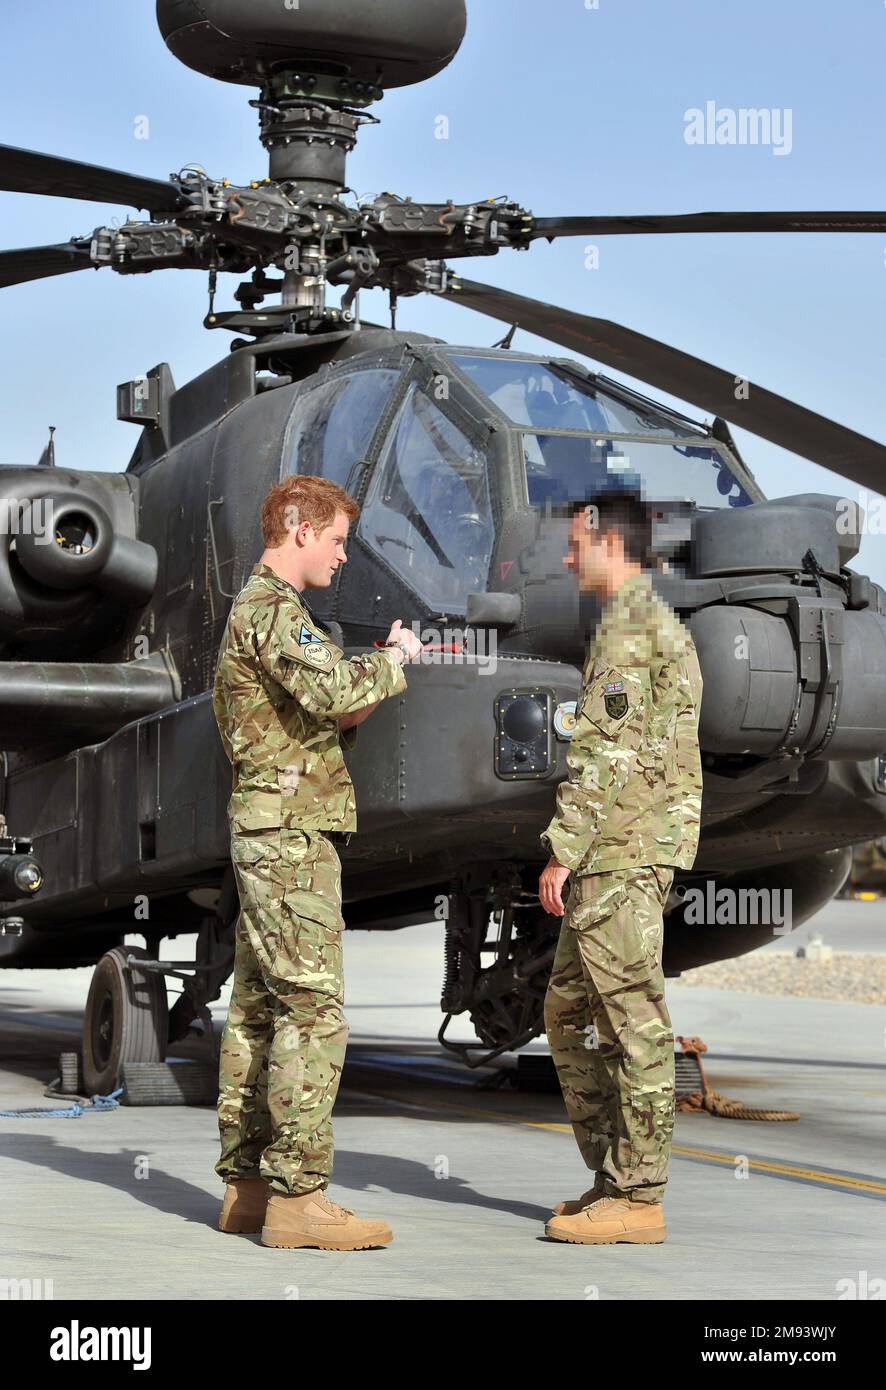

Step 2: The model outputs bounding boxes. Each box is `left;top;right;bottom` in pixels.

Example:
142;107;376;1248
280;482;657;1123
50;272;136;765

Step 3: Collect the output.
261;475;359;547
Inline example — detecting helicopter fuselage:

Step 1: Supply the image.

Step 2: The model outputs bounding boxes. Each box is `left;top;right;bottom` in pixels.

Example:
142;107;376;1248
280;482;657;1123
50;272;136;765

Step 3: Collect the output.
1;327;885;983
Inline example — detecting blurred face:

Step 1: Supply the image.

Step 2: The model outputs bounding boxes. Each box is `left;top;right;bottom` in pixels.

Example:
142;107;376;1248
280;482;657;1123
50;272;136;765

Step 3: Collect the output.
299;508;350;587
563;507;620;595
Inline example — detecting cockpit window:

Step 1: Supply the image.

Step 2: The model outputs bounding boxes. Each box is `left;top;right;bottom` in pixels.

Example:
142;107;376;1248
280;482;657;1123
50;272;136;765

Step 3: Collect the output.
449;354;691;437
523;434;754;509
359;383;494;611
281;369;400;486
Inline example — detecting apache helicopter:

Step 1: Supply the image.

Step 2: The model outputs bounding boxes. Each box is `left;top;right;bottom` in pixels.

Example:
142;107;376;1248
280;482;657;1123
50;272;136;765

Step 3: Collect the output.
2;0;886;1093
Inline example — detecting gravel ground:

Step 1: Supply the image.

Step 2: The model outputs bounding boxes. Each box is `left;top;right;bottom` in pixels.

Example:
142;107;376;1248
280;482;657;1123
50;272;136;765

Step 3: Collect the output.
675;951;886;1004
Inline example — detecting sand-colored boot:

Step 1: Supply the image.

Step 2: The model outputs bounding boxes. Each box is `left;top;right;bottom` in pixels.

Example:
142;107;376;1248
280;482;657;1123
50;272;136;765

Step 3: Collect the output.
545;1195;666;1245
550;1173;607;1217
218;1177;270;1234
261;1189;393;1251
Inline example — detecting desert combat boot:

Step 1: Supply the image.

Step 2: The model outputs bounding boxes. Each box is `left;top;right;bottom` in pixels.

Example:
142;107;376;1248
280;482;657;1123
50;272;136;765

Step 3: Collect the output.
550;1173;607;1217
545;1195;667;1245
261;1190;393;1251
218;1177;270;1233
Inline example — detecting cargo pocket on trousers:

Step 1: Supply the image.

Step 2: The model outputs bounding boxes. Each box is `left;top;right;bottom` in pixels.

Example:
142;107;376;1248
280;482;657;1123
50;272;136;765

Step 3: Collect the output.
569;872;659;981
277;886;344;997
229;830;286;960
230;830;283;865
283;833;344;934
567;874;633;931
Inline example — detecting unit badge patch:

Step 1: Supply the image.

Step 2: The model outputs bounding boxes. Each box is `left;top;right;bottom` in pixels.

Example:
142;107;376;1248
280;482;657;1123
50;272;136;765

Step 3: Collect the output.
298;623;320;645
604;691;629;719
302;643;334;668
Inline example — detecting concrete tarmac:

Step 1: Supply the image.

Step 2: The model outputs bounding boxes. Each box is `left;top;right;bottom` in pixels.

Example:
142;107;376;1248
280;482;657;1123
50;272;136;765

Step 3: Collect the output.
0;902;883;1301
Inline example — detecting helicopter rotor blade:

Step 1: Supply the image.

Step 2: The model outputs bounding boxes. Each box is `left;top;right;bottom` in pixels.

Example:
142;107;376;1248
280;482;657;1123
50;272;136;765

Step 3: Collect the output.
0;143;186;215
437;275;886;490
529;211;886;239
0;242;94;289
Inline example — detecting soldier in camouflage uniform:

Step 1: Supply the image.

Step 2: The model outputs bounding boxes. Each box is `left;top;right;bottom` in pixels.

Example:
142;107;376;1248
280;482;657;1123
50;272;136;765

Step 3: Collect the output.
539;489;702;1245
212;474;422;1250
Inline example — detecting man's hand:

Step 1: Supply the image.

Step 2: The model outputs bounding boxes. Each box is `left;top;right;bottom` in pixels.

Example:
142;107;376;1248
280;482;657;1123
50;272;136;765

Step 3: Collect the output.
539;856;571;917
338;702;378;731
381;619;422;661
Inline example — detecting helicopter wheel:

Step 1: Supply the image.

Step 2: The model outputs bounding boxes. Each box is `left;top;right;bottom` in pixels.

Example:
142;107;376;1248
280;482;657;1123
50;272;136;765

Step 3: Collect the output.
82;945;169;1096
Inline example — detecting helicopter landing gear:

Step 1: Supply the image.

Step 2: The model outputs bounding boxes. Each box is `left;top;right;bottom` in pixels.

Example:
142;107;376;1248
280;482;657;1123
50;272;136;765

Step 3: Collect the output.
81;880;238;1097
438;891;558;1068
82;945;169;1095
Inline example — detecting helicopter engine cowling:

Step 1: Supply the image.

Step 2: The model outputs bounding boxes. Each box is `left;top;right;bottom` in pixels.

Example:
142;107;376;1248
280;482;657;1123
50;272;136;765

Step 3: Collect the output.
0;472;158;644
690;603;886;759
686;496;886;760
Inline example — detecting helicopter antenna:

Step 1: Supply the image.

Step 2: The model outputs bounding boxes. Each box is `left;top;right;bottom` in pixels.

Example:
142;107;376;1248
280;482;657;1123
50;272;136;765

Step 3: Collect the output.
492;324;518;350
389;287;398;331
37;425;56;468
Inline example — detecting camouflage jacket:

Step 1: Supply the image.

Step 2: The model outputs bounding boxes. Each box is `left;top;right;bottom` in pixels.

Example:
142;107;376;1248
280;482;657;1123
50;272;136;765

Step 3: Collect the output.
212;562;406;833
541;570;703;874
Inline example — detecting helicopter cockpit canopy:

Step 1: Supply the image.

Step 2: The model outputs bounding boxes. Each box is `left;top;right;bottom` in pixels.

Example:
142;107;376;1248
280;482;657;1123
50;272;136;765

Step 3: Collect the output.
445;352;758;512
358;382;494;609
279;341;762;620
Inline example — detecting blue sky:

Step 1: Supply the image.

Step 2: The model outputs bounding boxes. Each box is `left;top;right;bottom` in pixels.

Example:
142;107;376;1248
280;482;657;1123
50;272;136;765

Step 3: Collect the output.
2;0;885;583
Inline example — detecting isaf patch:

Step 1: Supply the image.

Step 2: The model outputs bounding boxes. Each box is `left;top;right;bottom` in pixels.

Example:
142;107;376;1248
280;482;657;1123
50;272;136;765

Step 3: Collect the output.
301;642;334;669
604;691;629;719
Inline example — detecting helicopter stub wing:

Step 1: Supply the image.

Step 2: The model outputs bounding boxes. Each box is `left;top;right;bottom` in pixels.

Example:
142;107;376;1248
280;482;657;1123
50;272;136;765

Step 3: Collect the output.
435;273;886;490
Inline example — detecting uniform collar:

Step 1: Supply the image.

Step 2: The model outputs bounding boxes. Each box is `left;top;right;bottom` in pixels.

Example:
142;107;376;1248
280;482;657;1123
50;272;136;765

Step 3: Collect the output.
600;569;650;620
250;562;326;627
594;570;652;646
251;561;305;600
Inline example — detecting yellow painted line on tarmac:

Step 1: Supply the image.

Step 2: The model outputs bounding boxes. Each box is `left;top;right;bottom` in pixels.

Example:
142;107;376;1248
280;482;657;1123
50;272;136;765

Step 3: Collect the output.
351;1085;886;1196
665;1143;886;1194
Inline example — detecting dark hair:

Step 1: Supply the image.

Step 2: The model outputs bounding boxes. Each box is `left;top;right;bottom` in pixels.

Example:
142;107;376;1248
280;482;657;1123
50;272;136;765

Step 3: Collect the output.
572;489;652;565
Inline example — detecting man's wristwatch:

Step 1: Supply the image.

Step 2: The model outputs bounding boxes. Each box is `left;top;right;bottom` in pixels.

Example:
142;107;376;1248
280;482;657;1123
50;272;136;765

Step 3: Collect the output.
385;640;411;665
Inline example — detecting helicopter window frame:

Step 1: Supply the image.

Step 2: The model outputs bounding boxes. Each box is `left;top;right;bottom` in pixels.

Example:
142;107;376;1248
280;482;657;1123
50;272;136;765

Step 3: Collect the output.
357;375;497;615
279;365;403;488
518;430;763;510
441;350;710;440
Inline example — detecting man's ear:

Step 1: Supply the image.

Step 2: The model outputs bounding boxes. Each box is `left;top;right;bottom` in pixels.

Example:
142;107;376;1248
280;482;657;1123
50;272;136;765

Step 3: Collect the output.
605;529;625;563
294;520;315;549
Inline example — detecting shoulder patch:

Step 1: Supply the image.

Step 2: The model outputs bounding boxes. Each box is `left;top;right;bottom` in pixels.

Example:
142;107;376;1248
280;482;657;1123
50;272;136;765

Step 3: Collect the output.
299;622;321;645
278;626;342;671
604;691;629;719
300;642;335;669
578;664;640;730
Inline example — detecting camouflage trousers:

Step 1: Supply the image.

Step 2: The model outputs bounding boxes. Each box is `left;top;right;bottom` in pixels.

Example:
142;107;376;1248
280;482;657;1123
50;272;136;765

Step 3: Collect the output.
544;864;675;1203
215;827;348;1196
